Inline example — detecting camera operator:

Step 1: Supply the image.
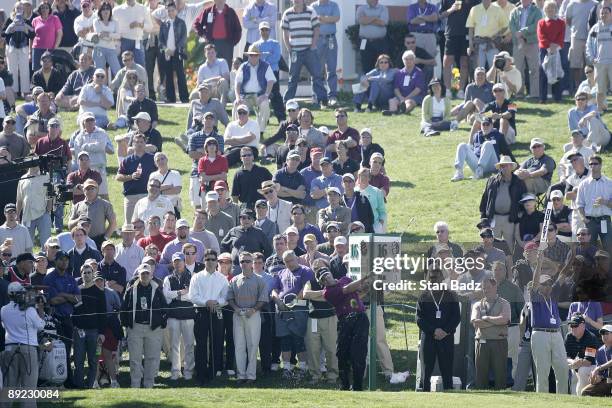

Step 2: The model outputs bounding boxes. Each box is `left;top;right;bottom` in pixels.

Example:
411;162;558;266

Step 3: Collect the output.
486;51;522;98
0;282;45;396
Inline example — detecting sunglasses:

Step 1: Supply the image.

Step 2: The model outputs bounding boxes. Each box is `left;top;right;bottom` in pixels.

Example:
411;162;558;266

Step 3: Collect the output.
263;190;274;195
287;109;296;112
589;162;601;166
184;252;196;256
218;260;231;264
493;89;504;93
1;253;11;257
292;212;304;216
552;197;561;201
238;111;248;115
576;232;589;236
241;154;253;157
49;123;60;128
575;97;587;101
140;272;151;276
547;228;555;232
96;74;105;78
335;114;347;118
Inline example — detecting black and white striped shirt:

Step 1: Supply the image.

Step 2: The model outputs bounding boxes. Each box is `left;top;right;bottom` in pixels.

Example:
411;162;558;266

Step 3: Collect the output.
281;6;319;51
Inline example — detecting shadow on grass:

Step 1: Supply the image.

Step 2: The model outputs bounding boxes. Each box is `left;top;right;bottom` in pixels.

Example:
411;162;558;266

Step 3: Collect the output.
57;398;187;408
390;180;415;189
514;107;556;116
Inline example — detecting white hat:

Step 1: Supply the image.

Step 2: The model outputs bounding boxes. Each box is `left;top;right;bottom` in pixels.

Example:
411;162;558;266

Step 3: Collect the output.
259;21;271;30
550;190;563;200
334;236;347;246
285;99;299;110
530;138;545;148
360;128;373;136
318;126;330;135
134;112;151;122
326;187;341;195
285;226;299;235
176;219;190;228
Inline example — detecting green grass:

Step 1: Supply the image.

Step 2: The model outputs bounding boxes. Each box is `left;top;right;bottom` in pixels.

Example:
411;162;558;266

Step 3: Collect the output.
48;97;612;403
53;388;612;407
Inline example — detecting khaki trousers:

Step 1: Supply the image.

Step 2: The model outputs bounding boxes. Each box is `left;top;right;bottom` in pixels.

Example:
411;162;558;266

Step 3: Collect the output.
366;305;394;375
306;315;339;380
530;330;568;394
232;94;271;133
127;323;163;388
233;312;261;380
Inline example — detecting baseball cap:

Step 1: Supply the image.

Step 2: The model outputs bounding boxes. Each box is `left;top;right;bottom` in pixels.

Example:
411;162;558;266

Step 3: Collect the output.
101;240;115;250
286;124;298;132
568;314;585;326
285;99;299;110
197;82;211;91
83;179;98;189
530;138;545;148
570;129;586;137
213;180;228;190
481;116;493;125
287;149;300;160
255;199;268;208
319;156;332;165
45;237;60;248
94;68;106;76
240;208;255;219
360;128;372;136
142;256;156;265
284;226;298;235
599;324;612;335
176;219;190;229
318;126;330;135
4;203;16;212
55;250;70;261
133;112;151;122
334;236;347;246
476;218;491;229
48;117;61;126
342;173;355;181
326;222;340;231
259;21;270;30
479;228;494;238
77;151;90;159
326;186;341;195
172;252;185;262
519;193;537;203
492;82;505;91
550;190;563;200
303;233;317;243
236;104;249;114
16;253;35;263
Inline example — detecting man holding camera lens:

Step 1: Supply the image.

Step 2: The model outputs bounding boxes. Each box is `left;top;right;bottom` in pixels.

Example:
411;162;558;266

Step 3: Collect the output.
486;51;522;98
1;282;46;399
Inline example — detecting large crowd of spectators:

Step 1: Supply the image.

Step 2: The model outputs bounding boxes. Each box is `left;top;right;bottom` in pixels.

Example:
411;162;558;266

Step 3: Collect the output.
0;0;609;399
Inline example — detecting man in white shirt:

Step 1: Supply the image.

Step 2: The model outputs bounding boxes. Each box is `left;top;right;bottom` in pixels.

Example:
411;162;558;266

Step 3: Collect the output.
74;0;96;53
576;154;612;248
133;179;175;232
194;44;230;105
113;0;153;66
224;105;260;167
188;249;229;384
0;203;33;256
233;45;275;134
78;68;114;129
115;223;145;282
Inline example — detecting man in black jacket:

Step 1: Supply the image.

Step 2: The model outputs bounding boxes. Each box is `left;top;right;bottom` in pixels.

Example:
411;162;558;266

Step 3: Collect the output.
479;155;527;254
417;268;461;391
341;173;374;233
120;264;168;389
68;226;102;278
72;263;106;389
30;52;64;94
159;2;189;103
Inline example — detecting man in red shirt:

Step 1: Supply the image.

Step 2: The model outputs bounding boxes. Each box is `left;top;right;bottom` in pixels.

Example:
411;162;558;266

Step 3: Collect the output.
67;151;103;204
325;108;360;161
193;0;242;64
137;215;174;255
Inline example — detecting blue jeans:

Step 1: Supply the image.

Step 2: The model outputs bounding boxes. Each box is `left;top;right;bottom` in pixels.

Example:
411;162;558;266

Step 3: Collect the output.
93;46;122;77
352;80;394;109
560;42;572;94
454;141;498;174
94;114;110;129
539;48;562;102
28;213;51;247
284;48;326;103
316;35;338;98
72;328;99;388
31;48;49;72
120;38;145;67
53;202;64;232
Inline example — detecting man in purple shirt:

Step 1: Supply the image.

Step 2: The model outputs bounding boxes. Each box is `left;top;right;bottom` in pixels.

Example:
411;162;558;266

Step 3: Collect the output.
530;270;568;394
406;0;439;61
305;266;369;391
386;50;425;115
271;250;314;380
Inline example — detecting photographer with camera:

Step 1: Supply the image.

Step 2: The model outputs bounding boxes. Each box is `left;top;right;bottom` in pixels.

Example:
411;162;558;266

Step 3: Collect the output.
486;51;522;98
1;282;45;399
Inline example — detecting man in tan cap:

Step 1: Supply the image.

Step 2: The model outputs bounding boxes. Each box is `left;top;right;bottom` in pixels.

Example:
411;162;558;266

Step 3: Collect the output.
515;138;556;195
233;44;276;133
